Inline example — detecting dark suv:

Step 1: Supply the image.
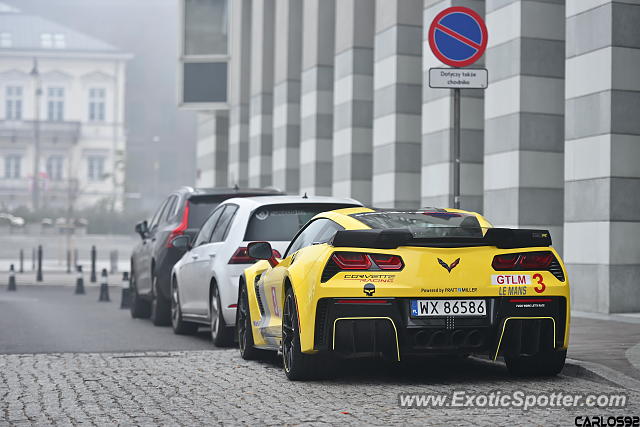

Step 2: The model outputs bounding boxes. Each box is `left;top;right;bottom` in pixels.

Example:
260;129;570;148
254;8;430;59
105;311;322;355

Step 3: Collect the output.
130;186;283;325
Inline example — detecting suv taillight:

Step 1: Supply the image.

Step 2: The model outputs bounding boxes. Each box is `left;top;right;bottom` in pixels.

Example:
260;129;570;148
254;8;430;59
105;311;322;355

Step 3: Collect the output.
166;201;190;248
229;247;282;264
492;251;554;270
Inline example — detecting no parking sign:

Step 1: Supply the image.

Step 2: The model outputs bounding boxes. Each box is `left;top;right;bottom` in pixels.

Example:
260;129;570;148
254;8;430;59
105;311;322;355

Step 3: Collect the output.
427;6;489;209
428;6;487;68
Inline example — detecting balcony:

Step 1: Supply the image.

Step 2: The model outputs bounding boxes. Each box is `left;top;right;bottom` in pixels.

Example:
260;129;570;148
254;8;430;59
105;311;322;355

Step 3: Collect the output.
0;120;81;146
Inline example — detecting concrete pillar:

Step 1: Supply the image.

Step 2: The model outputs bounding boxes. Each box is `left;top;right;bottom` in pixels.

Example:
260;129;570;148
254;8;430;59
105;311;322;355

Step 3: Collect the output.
249;0;275;187
422;0;485;212
372;0;423;208
196;112;228;187
483;0;565;251
300;0;335;196
564;0;640;313
228;0;252;187
332;0;375;205
272;0;303;193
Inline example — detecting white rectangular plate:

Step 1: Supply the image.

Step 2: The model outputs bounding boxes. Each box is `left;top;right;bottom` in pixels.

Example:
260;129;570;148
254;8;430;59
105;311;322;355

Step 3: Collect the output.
410;299;486;317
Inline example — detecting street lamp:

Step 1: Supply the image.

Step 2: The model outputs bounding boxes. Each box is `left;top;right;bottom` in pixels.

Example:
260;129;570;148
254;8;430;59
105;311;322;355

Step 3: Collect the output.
30;58;42;211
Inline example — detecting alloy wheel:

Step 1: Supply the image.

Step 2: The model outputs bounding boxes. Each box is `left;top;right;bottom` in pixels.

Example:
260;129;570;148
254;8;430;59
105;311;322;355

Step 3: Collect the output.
282;292;295;373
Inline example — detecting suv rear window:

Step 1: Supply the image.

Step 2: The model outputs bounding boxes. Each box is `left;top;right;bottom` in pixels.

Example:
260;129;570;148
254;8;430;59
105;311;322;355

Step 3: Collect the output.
244;203;357;241
188;197;224;228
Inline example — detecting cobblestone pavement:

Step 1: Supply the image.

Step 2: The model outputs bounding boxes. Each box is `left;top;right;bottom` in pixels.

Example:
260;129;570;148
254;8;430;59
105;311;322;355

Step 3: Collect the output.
1;350;639;426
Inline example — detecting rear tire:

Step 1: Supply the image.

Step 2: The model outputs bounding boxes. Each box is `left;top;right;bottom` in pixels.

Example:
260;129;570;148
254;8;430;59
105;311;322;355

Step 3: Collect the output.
505;349;566;377
237;280;273;360
282;287;328;381
129;270;150;319
171;279;198;335
150;274;171;326
210;284;234;347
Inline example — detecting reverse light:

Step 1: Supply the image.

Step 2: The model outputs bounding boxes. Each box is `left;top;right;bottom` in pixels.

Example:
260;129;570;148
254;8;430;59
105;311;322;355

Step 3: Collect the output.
229;247;281;264
166;201;190;248
370;254;404;270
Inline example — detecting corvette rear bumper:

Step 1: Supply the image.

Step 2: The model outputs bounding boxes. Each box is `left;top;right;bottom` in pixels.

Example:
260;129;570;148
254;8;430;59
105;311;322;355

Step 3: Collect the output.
312;296;567;360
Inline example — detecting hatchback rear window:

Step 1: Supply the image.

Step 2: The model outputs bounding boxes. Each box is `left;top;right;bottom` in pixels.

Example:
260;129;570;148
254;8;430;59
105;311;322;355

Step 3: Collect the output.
244;203;357;241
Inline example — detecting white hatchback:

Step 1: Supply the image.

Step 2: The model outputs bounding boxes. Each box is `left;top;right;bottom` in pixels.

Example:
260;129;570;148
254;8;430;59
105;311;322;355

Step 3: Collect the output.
169;195;361;346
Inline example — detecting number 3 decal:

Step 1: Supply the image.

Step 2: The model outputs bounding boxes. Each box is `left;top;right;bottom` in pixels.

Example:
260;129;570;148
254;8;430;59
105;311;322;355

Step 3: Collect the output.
533;273;546;293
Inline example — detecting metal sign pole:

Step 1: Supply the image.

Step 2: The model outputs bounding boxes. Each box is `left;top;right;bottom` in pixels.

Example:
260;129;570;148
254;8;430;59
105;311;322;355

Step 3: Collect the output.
453;87;461;209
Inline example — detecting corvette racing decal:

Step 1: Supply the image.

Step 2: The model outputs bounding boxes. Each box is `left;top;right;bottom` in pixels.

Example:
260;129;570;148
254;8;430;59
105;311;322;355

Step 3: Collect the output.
343;274;395;283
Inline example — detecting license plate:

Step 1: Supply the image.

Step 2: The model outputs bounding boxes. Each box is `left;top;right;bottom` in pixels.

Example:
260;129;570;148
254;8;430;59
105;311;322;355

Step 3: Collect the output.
410;299;486;317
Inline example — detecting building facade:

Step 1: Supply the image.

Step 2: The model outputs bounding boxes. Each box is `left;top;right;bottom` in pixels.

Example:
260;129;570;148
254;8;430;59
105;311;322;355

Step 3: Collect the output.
0;3;130;212
183;0;640;314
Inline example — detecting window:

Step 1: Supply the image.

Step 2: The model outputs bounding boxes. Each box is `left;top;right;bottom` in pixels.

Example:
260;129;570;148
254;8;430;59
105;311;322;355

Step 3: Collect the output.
184;0;228;56
244;203;356;243
88;88;105;122
5;86;22;120
41;33;65;48
285;219;344;257
0;32;11;48
47;87;64;121
148;199;170;231
4;155;21;179
193;207;224;247
46;156;64;181
210;205;237;242
87;155;105;181
163;195;179;222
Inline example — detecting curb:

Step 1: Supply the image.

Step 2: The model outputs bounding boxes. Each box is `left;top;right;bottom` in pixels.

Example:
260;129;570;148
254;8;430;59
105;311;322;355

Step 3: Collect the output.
563;358;640;391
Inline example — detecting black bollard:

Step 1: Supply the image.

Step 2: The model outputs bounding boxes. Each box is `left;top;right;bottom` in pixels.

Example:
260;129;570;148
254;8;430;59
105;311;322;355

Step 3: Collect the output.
19;249;23;273
90;246;97;283
7;264;16;291
120;271;130;309
74;265;85;295
98;268;110;302
36;245;43;282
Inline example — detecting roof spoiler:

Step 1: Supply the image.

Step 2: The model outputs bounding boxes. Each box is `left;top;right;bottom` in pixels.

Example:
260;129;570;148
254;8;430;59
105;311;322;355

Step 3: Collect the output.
330;228;552;249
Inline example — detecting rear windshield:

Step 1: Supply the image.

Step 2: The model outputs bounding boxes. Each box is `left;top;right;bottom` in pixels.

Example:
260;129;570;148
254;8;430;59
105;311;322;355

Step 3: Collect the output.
244;203;357;241
350;210;484;238
188;199;222;228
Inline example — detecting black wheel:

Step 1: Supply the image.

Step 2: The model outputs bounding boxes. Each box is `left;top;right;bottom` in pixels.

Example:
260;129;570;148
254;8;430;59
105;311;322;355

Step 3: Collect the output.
237;280;273;360
210;284;234;347
171;279;198;335
505;349;567;377
282;287;327;381
129;270;150;319
150;273;171;326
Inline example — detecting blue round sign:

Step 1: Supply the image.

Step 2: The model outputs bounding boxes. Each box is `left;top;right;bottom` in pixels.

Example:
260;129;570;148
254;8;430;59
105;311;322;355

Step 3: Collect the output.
428;7;487;67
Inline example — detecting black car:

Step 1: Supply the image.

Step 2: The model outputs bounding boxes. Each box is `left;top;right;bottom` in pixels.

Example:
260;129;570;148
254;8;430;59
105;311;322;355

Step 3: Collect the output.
130;186;284;325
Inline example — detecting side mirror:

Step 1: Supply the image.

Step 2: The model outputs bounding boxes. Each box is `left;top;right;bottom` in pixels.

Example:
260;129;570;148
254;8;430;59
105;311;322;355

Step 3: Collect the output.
171;235;191;251
247;241;278;267
134;220;149;239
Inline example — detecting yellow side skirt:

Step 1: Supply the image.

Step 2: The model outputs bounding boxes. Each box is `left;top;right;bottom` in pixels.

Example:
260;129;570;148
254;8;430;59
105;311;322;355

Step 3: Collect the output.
332;317;401;362
493;316;557;361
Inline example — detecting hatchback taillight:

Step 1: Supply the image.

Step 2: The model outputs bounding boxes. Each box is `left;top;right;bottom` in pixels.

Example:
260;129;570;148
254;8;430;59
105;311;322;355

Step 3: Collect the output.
166;201;189;248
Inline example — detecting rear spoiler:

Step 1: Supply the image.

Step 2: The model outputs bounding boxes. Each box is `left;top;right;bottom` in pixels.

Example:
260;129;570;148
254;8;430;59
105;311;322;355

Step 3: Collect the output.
330;228;552;250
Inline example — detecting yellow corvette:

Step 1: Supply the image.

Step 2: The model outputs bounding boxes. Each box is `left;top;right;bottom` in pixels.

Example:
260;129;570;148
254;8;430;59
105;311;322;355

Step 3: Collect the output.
237;207;570;380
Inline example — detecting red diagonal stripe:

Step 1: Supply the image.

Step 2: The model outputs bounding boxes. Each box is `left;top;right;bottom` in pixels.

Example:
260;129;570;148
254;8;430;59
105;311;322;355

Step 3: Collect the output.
435;22;481;51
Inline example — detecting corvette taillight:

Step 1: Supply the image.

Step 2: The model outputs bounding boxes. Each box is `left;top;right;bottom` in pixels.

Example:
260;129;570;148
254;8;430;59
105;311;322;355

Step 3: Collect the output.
492;251;554;270
332;252;371;270
370;254;404;270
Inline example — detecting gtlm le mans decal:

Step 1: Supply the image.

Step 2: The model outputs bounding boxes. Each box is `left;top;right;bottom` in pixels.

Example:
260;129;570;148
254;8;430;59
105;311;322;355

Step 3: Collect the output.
437;257;460;273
